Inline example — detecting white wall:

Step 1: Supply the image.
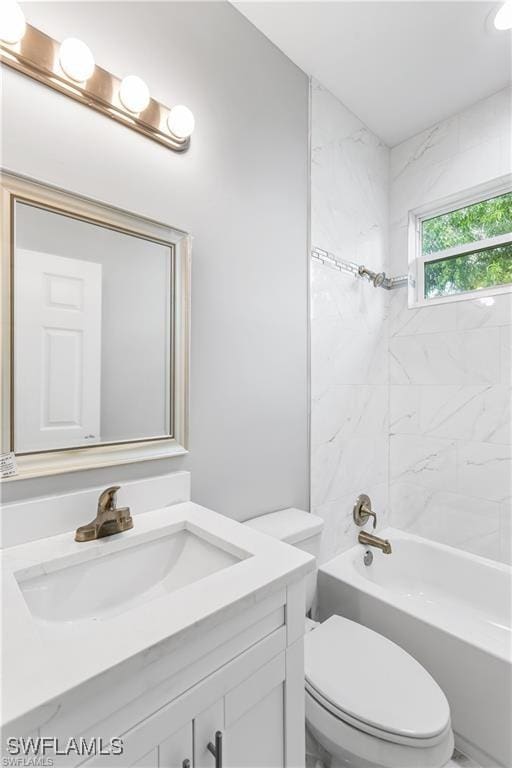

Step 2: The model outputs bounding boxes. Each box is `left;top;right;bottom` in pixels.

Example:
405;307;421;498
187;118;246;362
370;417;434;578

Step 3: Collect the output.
389;87;512;563
0;1;310;521
310;80;390;563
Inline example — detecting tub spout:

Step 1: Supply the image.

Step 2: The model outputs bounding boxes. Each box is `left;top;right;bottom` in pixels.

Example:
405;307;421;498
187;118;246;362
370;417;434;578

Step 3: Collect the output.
358;531;392;554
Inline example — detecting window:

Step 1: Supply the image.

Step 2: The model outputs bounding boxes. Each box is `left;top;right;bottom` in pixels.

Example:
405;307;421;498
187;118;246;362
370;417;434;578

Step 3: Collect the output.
408;178;512;306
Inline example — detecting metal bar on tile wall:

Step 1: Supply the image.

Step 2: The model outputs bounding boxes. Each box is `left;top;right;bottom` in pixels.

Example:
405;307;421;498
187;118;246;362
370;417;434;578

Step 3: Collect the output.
311;246;408;290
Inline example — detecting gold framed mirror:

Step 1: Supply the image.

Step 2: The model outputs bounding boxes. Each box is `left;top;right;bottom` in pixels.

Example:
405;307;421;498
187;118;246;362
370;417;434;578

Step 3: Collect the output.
1;172;190;480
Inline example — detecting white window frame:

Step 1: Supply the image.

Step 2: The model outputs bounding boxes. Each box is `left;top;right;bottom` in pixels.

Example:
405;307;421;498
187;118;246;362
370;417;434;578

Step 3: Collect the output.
408;174;512;308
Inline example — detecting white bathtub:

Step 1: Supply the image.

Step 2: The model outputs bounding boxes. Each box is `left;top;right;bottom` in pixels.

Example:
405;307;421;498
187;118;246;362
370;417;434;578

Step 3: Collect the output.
317;528;512;768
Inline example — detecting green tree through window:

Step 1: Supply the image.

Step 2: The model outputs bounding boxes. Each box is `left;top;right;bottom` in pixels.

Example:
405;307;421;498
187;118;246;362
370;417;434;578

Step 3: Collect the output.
422;192;512;298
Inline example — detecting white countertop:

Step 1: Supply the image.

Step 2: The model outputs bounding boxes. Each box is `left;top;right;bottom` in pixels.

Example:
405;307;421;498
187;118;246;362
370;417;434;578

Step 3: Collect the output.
1;502;314;727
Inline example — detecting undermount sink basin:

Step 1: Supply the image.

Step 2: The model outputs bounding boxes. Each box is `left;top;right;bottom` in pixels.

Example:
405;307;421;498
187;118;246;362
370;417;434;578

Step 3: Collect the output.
15;528;246;623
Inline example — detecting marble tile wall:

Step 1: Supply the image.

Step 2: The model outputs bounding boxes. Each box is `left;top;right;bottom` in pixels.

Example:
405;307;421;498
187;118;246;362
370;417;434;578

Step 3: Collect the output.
310;80;390;563
311;83;511;565
389;87;512;563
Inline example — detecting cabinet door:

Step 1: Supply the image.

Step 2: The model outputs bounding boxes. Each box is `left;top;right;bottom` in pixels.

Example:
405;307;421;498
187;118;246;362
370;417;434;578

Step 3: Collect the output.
123;723;192;768
194;653;286;768
127;724;192;768
159;725;194;768
84;719;193;768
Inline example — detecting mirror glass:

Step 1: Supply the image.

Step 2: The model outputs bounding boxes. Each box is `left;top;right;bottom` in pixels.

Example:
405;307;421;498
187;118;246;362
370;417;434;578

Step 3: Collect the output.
13;201;173;454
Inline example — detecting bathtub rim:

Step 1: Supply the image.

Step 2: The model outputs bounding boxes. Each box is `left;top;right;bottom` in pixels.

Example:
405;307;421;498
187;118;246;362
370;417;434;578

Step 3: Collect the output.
318;527;511;664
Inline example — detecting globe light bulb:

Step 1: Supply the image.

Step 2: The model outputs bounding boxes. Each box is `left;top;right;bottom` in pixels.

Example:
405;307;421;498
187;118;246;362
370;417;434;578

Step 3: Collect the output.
167;105;195;139
119;75;150;114
0;0;26;45
59;38;95;83
494;0;512;29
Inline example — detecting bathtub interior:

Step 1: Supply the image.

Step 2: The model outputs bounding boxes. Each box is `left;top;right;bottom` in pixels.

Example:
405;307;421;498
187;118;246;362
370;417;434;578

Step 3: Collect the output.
317;530;512;768
353;529;508;600
324;527;511;660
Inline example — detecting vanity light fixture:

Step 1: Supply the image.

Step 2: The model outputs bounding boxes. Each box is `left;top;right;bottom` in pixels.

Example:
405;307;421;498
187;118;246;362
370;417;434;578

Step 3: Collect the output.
167;105;196;140
59;37;95;82
119;75;151;114
0;16;195;152
494;0;512;29
0;0;26;45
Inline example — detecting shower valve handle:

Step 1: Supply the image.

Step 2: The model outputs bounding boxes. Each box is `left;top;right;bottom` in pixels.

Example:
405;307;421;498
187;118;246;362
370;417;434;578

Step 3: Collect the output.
365;507;377;529
353;494;377;529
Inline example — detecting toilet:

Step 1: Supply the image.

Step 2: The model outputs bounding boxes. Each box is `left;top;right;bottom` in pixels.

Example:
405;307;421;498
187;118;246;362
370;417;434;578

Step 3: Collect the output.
245;509;454;768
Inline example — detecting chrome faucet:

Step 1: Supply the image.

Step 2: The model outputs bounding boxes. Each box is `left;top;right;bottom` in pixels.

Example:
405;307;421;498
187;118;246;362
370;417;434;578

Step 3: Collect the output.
75;485;133;542
353;493;392;555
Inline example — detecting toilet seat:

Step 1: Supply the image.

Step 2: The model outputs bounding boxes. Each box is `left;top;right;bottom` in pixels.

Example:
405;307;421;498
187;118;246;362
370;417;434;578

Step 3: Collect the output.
304;616;451;747
306;686;454;768
305;682;452;748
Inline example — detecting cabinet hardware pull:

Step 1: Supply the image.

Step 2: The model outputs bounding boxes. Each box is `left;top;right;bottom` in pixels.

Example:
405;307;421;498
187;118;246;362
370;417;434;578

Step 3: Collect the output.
182;761;190;768
207;731;223;768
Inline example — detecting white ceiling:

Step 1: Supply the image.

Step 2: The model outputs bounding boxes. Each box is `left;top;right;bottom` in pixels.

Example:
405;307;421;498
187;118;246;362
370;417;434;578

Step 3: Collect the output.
234;1;512;146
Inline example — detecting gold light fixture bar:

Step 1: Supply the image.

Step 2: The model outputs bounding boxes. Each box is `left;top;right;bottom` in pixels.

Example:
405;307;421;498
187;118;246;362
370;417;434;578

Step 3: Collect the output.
0;23;191;152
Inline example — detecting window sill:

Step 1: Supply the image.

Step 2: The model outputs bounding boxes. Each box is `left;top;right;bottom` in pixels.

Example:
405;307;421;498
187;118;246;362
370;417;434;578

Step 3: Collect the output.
408;281;512;309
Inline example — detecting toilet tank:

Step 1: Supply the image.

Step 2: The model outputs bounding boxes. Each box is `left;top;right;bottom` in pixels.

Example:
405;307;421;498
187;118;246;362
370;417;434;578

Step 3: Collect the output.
245;508;324;613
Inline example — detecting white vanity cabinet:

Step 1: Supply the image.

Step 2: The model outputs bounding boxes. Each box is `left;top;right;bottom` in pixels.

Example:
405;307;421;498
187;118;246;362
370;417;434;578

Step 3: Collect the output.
30;581;307;768
110;650;287;768
2;499;312;768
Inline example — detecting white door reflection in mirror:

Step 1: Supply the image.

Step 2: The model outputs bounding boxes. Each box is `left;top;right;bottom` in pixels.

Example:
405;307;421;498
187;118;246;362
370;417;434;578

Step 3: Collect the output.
14;250;102;452
13;200;173;455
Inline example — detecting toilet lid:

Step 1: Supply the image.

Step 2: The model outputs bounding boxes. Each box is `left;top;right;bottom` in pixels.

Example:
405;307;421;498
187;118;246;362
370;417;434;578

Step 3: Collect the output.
304;616;451;741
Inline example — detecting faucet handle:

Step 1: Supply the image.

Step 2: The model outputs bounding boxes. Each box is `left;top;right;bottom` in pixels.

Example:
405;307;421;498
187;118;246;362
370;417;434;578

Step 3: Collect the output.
364;506;377;529
97;485;121;513
353;494;377;529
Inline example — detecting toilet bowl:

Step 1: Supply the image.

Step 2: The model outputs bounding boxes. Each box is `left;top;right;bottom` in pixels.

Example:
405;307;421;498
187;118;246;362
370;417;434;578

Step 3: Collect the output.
305;615;454;768
245;509;454;768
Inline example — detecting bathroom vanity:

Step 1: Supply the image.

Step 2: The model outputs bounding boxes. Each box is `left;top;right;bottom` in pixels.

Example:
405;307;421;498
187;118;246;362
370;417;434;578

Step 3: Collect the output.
0;172;314;767
1;475;314;768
